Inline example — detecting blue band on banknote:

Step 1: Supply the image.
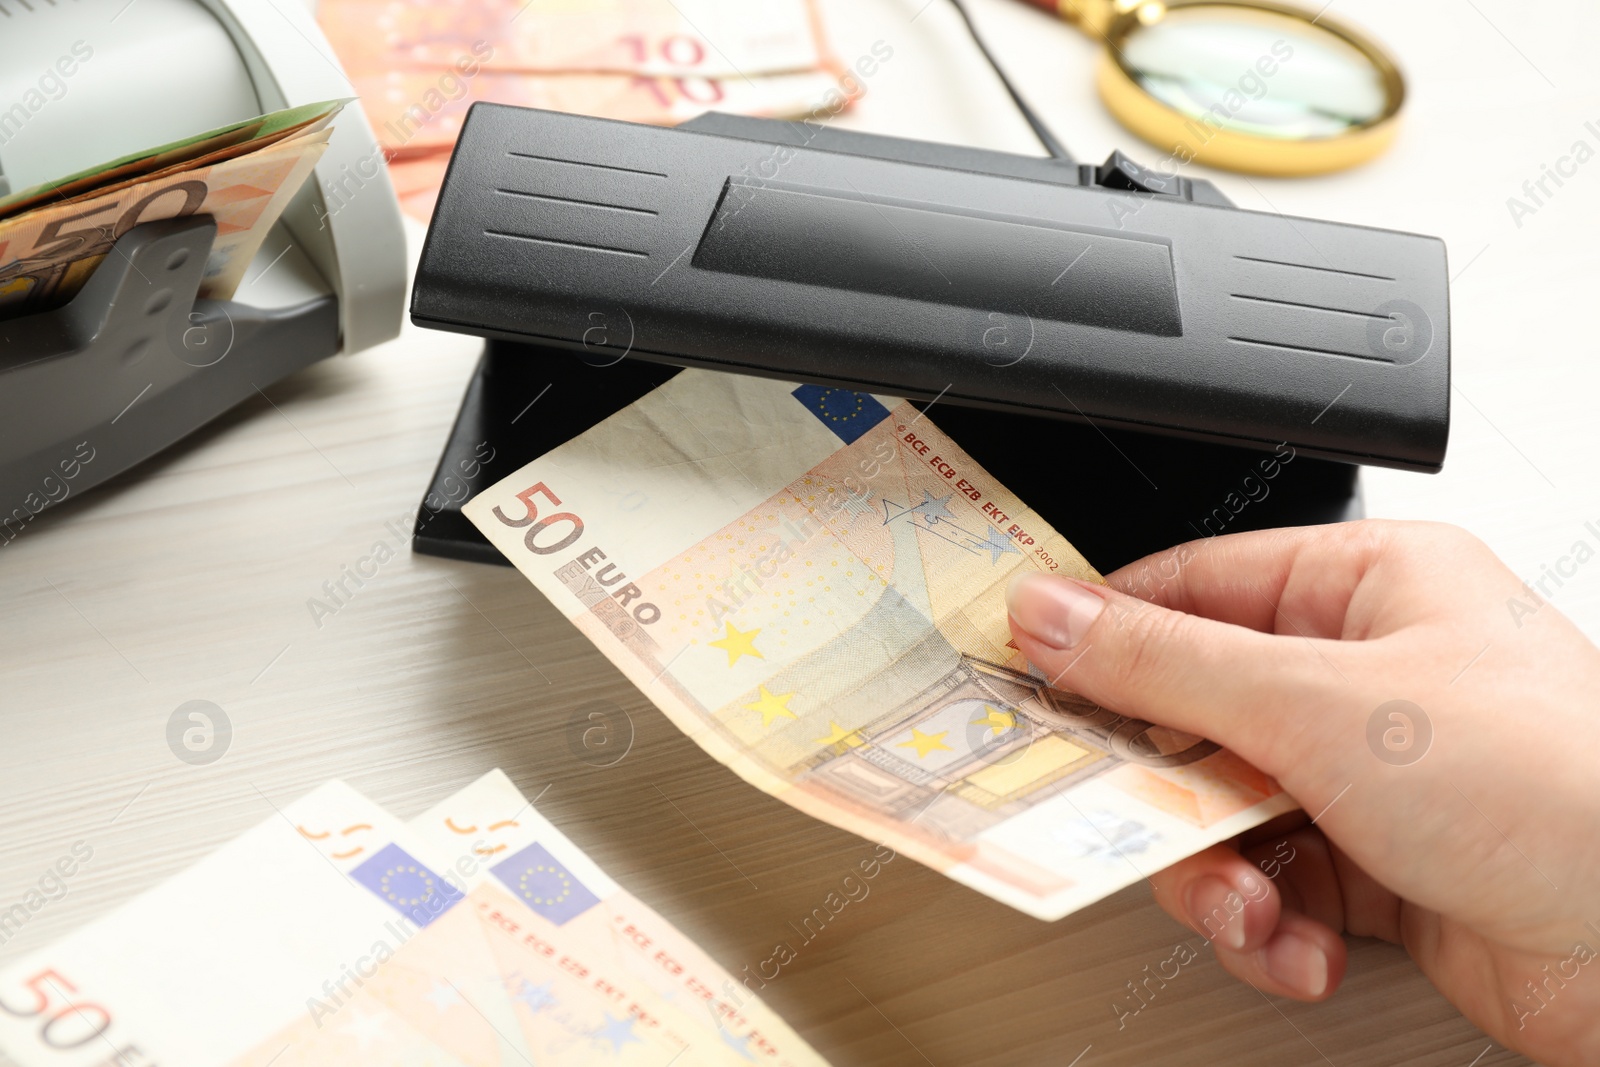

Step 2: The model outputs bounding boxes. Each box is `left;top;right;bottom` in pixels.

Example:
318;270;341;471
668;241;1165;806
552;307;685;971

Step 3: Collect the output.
791;385;890;445
492;841;602;925
349;843;464;927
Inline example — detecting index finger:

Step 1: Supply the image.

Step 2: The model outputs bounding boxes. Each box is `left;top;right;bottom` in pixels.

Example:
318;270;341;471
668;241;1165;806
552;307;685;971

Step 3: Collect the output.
1105;523;1392;640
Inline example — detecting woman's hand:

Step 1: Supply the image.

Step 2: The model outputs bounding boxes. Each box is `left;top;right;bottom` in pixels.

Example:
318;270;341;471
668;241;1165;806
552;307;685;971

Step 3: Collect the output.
1006;520;1600;1066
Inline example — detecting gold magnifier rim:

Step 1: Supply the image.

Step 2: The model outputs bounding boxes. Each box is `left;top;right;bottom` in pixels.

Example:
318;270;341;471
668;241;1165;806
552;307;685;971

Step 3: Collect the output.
1094;0;1407;176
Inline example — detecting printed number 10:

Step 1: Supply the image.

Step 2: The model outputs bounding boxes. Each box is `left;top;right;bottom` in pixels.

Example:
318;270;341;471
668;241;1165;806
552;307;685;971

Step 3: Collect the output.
617;33;706;66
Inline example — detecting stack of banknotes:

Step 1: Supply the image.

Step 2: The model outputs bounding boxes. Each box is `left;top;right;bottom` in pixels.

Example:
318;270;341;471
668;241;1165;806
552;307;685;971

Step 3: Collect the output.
464;371;1297;921
0;770;828;1065
314;0;846;221
0;101;341;323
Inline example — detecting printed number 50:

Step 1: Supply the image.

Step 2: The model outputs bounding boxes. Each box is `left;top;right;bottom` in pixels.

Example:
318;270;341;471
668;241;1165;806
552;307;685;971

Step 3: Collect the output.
0;969;112;1049
492;482;584;555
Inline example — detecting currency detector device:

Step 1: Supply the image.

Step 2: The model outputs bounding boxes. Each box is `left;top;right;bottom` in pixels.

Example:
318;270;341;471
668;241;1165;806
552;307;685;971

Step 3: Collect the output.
408;105;1450;570
0;0;405;536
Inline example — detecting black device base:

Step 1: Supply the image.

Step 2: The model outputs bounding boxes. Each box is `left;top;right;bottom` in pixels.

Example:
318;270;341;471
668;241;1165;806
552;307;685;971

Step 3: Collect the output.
414;340;1361;574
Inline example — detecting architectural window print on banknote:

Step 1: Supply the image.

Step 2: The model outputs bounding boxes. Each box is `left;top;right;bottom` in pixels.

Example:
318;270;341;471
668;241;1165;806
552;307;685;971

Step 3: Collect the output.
466;370;1294;919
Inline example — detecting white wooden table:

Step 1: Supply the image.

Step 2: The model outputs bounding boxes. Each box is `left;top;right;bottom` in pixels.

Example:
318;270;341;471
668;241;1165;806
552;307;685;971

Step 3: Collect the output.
3;0;1596;1063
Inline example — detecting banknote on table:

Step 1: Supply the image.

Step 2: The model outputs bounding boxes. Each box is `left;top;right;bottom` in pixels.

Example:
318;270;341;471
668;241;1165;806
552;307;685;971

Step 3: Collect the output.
463;371;1298;920
0;116;334;319
316;0;848;222
362;68;844;156
0;770;826;1065
406;769;825;1065
0;780;529;1066
234;769;827;1065
319;0;829;78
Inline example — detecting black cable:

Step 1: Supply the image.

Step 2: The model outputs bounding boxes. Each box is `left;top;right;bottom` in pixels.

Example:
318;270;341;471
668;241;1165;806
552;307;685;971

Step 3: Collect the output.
944;0;1074;162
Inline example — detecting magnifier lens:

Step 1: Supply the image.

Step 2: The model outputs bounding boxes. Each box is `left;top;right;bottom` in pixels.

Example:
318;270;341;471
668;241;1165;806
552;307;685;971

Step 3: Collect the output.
1118;6;1391;140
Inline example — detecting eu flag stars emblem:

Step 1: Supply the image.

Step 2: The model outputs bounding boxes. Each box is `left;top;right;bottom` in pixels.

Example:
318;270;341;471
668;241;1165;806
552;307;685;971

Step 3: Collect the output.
491;841;601;925
790;384;891;445
349;843;463;927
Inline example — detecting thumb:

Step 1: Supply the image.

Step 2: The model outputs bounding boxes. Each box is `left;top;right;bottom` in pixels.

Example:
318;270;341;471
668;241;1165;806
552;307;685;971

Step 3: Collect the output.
1005;571;1334;771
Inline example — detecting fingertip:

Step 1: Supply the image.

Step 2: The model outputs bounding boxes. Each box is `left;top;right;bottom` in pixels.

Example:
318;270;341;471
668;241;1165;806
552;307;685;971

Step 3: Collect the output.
1005;571;1107;651
1151;848;1281;954
1183;876;1242;948
1183;867;1281;954
1233;868;1283;952
1250;912;1347;1002
1158;853;1346;1005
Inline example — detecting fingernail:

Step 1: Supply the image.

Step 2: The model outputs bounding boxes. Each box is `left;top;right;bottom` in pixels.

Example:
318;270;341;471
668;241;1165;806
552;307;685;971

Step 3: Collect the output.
1007;572;1105;650
1261;931;1329;998
1186;876;1246;950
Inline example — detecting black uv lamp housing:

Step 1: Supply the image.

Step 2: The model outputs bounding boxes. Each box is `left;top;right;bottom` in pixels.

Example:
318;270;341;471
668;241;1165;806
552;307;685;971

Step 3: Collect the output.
411;105;1449;474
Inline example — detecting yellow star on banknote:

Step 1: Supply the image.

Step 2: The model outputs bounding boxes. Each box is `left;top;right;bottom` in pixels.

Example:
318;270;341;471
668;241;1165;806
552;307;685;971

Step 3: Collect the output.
971;705;1015;737
898;727;952;759
745;685;798;727
814;721;862;747
708;622;763;666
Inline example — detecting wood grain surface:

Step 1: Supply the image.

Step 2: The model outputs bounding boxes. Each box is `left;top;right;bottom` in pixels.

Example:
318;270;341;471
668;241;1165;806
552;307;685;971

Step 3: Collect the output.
4;0;1598;1064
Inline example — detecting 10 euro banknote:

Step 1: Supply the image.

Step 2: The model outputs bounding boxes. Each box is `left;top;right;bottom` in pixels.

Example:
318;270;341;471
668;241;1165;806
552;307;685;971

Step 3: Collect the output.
464;370;1296;920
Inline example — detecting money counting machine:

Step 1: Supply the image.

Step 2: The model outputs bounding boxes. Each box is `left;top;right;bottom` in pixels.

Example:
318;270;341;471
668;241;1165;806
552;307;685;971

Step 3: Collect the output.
0;0;404;535
409;105;1449;571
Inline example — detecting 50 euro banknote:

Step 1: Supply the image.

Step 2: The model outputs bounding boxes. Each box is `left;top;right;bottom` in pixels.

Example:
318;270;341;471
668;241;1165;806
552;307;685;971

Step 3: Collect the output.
404;770;823;1065
231;770;825;1066
0;769;825;1066
0;121;331;319
0;780;470;1066
464;370;1296;920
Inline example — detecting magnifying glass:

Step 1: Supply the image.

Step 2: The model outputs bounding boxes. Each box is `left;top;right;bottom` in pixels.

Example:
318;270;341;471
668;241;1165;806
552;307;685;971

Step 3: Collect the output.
1020;0;1406;175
